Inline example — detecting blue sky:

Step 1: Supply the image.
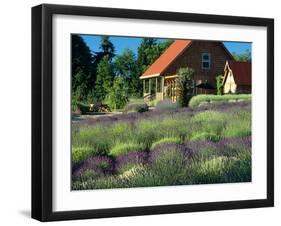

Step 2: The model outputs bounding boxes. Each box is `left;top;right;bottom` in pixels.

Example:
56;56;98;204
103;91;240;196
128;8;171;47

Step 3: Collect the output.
80;34;251;57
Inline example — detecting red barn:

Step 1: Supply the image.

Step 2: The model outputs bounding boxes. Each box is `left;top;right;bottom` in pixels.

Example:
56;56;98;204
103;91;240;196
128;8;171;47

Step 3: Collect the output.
140;40;234;102
222;60;252;94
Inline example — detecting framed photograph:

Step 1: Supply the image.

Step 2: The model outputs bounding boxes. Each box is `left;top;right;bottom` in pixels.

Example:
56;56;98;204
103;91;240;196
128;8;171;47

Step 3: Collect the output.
32;4;274;221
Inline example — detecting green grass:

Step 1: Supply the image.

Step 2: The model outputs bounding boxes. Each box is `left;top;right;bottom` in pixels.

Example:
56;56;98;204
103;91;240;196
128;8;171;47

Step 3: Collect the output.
128;98;145;104
155;100;179;110
148;99;159;107
189;94;251;108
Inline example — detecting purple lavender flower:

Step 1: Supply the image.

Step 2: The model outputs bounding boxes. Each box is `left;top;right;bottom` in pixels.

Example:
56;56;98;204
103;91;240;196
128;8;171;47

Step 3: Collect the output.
185;140;217;153
149;143;193;163
115;151;148;173
183;136;251;158
214;136;252;155
75;101;251;128
72;156;114;180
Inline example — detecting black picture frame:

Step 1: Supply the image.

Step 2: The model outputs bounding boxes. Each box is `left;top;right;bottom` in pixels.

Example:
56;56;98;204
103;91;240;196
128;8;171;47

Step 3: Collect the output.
32;3;274;222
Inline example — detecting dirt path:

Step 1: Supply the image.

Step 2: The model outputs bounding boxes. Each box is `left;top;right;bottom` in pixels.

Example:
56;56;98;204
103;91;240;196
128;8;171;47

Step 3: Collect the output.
72;111;123;123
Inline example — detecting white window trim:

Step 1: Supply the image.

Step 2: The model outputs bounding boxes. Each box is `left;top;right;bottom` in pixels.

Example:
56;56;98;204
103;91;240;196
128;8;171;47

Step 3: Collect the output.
201;53;211;70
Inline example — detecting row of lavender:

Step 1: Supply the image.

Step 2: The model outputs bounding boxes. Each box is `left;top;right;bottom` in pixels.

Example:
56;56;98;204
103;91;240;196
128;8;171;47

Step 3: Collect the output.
72;136;251;189
72;101;252;189
78;100;250;126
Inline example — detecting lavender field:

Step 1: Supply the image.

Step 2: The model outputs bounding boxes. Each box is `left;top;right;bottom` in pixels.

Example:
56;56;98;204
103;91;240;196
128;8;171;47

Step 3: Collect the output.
71;101;251;190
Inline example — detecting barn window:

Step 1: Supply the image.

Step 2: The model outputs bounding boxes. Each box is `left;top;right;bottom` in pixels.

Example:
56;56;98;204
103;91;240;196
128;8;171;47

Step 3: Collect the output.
201;53;211;69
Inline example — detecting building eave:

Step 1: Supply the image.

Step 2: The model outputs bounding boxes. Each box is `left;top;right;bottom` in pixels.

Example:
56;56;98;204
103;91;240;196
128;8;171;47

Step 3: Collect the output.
139;73;160;79
164;75;178;79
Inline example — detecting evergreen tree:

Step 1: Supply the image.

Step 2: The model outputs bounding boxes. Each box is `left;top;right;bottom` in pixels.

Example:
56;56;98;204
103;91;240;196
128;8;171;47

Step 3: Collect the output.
114;49;136;79
94;55;113;102
137;38;173;74
137;38;158;74
71;34;94;98
99;36;115;60
72;69;88;98
93;36;116;102
136;38;173;97
158;39;173;54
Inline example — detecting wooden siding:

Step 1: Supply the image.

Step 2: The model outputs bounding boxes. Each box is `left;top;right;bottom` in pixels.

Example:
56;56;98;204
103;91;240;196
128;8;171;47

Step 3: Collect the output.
161;41;233;89
236;85;251;94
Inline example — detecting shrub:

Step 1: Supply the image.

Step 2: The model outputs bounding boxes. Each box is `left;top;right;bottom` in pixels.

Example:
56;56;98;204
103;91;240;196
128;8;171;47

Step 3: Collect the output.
216;75;224;95
71;99;252;189
134;120;160;148
72;156;115;182
109;142;146;157
123;103;149;113
78;102;89;115
155;100;179;110
72;138;252;189
147;149;188;185
148;99;159;107
117;149;190;188
190;111;226;136
222;109;251;138
72;176;122;190
111;122;130;137
151;137;181;149
226;151;251;182
192;146;219;161
71;86;86;113
105;77;129;111
73;126;111;155
72;146;100;163
71;96;80;113
115;151;148;174
189;94;251;108
119;165;147;181
76;169;97;182
191;111;225;122
222;122;251;138
129;98;145;103
190;132;220;142
176;67;195;107
190;157;228;184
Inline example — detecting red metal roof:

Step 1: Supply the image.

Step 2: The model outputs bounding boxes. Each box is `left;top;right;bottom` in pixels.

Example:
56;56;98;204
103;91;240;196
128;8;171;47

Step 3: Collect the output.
228;60;251;85
140;40;192;78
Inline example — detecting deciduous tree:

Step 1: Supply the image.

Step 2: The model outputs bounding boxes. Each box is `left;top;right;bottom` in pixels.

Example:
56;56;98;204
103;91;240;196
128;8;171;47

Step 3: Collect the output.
114;49;141;97
105;77;129;110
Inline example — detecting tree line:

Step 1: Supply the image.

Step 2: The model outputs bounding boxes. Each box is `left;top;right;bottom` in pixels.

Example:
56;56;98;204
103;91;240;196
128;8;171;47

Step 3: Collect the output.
71;35;172;111
232;49;251;62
